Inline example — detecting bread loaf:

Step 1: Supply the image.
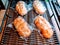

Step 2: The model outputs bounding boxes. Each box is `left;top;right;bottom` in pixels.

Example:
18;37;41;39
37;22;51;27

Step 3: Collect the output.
34;16;53;38
33;0;46;15
13;16;31;38
16;1;27;16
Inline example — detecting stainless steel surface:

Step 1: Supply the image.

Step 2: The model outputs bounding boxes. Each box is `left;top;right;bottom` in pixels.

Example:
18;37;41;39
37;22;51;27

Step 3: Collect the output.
49;0;60;43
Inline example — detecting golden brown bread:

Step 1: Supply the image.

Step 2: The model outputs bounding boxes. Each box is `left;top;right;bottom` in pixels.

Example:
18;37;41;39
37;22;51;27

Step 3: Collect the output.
13;17;31;38
34;16;53;38
16;1;27;16
33;0;46;15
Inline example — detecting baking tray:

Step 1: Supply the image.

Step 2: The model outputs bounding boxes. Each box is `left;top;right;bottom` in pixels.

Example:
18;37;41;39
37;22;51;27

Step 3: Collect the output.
0;0;60;45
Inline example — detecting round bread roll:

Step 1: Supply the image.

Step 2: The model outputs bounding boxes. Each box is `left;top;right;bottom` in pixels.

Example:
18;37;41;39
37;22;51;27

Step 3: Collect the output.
33;0;46;15
16;1;27;16
34;16;53;38
13;16;31;38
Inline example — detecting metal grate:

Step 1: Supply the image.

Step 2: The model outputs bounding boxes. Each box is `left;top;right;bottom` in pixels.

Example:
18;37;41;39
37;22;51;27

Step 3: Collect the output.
0;0;60;45
1;27;59;45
